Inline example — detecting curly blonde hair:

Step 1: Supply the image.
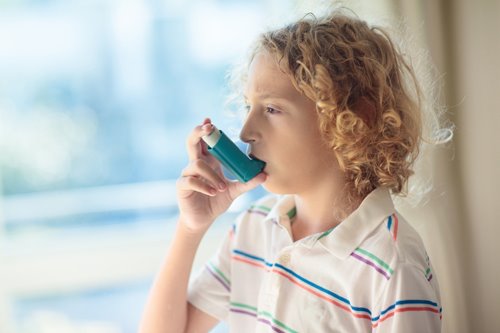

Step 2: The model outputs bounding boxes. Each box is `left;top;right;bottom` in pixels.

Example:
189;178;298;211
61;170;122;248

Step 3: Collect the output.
243;11;431;203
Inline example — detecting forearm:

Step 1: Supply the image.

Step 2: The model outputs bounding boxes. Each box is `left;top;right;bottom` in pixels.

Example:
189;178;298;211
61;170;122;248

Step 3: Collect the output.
139;218;209;333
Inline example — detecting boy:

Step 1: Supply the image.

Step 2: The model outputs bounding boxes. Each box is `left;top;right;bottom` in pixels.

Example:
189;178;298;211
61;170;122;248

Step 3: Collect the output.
140;10;444;333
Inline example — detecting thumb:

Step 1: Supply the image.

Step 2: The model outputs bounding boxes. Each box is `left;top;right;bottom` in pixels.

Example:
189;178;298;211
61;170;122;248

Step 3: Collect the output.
228;173;267;199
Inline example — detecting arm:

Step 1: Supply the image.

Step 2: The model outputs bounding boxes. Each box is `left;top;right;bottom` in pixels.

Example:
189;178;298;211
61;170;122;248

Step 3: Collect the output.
373;263;442;333
139;119;266;333
138;218;218;333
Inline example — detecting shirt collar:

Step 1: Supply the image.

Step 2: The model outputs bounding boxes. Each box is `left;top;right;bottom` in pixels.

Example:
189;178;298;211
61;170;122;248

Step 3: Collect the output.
264;195;296;234
318;187;395;259
263;187;395;259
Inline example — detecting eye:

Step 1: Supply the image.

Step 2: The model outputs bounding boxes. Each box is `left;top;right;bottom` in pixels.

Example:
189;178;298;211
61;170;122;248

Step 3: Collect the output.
266;106;280;114
244;104;251;113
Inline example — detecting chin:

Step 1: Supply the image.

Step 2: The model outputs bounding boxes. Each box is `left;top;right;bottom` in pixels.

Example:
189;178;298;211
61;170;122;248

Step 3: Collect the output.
261;177;294;195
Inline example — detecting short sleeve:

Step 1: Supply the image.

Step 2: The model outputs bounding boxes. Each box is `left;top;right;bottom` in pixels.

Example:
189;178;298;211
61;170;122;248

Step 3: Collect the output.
187;224;234;322
372;263;442;332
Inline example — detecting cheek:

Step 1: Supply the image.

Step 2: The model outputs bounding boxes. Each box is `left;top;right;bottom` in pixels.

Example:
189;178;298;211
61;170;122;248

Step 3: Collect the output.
281;141;336;178
266;130;331;168
281;138;322;165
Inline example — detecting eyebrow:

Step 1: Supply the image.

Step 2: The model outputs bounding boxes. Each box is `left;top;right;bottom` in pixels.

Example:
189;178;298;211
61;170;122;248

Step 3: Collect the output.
243;92;290;101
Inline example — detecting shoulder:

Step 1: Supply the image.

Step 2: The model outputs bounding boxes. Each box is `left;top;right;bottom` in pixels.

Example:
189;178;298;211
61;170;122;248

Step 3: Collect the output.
359;214;441;325
390;213;431;273
357;212;434;283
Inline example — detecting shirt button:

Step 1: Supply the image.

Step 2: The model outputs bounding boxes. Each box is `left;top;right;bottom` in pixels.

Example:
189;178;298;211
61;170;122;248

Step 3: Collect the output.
279;253;291;265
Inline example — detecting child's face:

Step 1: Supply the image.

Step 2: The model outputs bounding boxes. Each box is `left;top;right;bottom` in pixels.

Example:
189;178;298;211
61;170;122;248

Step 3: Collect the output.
240;51;340;194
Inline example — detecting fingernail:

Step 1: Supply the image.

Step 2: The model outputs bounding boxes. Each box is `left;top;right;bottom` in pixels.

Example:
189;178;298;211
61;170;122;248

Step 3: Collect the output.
209;188;217;195
218;182;226;190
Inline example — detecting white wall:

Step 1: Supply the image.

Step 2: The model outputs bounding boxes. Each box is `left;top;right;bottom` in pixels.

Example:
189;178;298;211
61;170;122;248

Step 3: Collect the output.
398;0;500;332
452;0;500;331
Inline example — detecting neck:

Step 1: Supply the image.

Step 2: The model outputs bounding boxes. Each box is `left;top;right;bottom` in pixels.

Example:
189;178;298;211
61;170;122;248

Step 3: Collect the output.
291;176;363;241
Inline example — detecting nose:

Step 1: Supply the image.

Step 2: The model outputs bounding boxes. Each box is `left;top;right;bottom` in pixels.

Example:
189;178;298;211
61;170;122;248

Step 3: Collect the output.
239;109;260;143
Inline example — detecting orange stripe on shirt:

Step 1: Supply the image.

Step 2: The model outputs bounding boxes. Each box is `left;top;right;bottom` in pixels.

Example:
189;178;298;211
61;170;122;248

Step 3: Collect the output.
392;214;399;241
372;306;440;328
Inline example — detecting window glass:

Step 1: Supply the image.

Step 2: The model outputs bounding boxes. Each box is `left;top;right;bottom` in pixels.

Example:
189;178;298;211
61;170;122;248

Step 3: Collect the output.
0;1;394;332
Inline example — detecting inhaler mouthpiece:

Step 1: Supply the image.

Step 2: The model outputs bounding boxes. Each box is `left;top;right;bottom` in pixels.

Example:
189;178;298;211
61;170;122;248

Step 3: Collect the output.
201;125;265;183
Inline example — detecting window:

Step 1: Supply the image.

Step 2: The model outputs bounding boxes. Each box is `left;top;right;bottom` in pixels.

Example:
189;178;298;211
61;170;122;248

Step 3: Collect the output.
0;1;394;332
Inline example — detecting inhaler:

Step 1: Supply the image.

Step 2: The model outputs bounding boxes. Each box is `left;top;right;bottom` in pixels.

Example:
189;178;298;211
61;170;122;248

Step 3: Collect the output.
202;126;265;183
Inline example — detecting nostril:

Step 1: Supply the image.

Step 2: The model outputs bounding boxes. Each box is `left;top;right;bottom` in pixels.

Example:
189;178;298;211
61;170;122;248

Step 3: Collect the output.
235;140;248;152
239;136;254;144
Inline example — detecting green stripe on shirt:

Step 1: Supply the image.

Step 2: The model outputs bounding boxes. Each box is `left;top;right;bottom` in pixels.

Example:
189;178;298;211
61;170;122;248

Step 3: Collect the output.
354;247;394;274
208;262;230;285
250;205;272;212
230;302;299;333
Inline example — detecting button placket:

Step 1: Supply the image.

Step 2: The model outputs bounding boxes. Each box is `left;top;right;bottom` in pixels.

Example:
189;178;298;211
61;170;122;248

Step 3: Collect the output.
270;264;281;290
259;266;280;310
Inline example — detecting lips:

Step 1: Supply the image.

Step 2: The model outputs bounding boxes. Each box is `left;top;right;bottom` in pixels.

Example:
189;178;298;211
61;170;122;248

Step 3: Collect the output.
247;145;266;167
249;153;265;163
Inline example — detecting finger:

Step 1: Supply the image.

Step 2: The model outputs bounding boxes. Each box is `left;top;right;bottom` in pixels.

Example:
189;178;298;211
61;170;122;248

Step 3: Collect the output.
177;176;217;197
228;172;267;199
201;118;211;157
203;151;224;175
186;121;214;161
182;159;227;191
186;124;223;174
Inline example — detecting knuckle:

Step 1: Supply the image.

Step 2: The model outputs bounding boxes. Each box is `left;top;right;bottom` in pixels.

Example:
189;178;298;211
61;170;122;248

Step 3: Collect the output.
185;176;196;186
193;158;205;169
181;165;190;175
190;126;203;139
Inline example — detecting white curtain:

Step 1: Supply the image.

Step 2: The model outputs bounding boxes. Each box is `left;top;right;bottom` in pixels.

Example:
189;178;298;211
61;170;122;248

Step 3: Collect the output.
393;0;500;332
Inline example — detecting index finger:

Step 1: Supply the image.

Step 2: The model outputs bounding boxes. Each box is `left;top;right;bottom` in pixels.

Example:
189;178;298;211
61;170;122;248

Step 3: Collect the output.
186;120;213;161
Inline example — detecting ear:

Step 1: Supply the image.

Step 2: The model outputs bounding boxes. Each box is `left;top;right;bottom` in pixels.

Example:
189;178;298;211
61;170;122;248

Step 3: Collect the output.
352;97;376;127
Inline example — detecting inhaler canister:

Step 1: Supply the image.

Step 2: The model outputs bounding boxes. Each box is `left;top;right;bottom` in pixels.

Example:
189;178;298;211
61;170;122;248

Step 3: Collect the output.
202;126;265;183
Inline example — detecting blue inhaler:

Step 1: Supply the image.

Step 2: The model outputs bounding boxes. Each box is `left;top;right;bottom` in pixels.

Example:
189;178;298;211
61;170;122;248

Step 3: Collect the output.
202;126;265;183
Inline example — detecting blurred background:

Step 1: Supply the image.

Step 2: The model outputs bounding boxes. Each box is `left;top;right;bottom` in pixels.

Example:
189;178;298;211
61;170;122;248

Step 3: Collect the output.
0;0;498;332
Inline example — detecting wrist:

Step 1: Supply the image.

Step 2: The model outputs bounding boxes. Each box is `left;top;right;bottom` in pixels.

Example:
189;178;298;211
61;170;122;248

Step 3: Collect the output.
177;214;214;236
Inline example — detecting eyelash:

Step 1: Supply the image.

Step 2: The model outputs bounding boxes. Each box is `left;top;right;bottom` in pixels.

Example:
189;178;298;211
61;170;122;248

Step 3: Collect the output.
244;105;281;114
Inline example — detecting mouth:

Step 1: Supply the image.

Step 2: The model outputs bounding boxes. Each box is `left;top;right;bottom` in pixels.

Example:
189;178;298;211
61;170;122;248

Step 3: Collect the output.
249;153;267;174
249;153;264;162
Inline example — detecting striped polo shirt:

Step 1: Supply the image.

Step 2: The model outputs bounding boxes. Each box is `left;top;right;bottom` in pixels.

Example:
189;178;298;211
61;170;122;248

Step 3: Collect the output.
188;187;442;332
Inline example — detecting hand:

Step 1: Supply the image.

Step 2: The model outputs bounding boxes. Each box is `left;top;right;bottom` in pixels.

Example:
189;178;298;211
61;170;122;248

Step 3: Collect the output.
176;118;266;233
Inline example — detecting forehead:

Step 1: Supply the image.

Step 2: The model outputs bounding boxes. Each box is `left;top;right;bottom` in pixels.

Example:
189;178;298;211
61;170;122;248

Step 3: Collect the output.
244;51;298;98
